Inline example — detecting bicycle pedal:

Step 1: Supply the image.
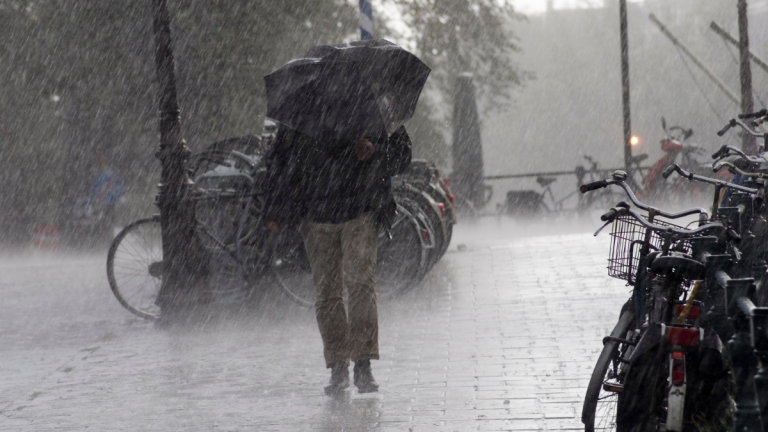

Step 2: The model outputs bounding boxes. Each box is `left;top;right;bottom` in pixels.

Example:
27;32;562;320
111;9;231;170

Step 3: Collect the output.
602;382;623;393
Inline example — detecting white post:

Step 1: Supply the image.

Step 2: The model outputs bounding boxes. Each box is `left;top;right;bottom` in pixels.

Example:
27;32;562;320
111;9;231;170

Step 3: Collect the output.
359;0;373;40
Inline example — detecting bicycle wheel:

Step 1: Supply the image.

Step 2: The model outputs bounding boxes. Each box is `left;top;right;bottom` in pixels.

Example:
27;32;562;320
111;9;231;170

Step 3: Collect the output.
270;228;316;307
419;195;447;260
191;148;268;294
582;308;635;432
616;340;734;432
106;217;163;320
395;195;437;272
376;204;427;295
272;209;428;307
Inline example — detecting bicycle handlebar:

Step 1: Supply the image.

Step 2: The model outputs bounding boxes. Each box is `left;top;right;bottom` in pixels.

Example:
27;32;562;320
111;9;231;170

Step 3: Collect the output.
662;164;677;179
713;160;768;180
604;206;725;238
711;144;766;164
711;145;733;160
738;109;768;120
580;171;708;219
579;180;609;193
717;120;736;137
600;207;620;222
663;163;759;194
717;118;766;138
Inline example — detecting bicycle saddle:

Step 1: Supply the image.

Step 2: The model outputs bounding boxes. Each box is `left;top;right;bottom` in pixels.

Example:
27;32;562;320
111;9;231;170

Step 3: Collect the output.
536;176;557;187
650;254;705;281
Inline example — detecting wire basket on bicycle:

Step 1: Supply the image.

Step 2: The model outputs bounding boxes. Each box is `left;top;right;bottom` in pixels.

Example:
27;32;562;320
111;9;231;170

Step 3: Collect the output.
607;215;692;282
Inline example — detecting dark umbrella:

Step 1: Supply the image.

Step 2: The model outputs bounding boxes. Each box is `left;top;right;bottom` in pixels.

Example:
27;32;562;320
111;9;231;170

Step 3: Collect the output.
264;39;430;144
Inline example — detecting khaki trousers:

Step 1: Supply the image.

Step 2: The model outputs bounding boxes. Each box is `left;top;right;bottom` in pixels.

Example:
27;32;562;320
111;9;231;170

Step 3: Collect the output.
300;212;379;367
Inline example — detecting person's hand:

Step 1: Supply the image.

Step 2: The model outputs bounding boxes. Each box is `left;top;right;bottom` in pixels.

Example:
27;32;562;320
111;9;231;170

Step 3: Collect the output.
354;138;374;161
266;221;284;232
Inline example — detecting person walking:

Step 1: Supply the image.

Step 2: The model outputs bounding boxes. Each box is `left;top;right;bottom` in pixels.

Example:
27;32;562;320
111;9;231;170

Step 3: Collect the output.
262;124;411;395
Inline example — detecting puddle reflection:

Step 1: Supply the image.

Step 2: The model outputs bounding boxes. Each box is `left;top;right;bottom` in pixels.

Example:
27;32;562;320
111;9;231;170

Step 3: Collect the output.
317;392;380;431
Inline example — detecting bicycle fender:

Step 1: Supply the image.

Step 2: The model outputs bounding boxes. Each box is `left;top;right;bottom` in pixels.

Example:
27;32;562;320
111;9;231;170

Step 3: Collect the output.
628;323;663;363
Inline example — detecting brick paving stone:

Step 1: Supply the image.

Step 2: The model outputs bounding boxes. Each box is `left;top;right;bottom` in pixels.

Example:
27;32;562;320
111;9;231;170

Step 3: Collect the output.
0;222;628;431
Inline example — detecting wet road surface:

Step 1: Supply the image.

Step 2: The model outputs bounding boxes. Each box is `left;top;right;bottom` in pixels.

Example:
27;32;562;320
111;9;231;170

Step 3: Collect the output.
0;218;627;431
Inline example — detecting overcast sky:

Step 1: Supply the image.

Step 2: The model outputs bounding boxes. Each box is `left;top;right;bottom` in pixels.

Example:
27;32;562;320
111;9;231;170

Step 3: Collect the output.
510;0;643;15
511;0;768;16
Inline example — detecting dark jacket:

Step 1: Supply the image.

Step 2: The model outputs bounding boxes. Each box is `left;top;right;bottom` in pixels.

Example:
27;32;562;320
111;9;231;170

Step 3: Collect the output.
261;125;411;228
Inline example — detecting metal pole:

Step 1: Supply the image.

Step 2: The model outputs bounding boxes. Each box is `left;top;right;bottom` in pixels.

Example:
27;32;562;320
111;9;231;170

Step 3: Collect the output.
359;0;373;40
151;0;206;315
710;21;768;76
739;0;758;153
650;14;740;105
620;0;632;171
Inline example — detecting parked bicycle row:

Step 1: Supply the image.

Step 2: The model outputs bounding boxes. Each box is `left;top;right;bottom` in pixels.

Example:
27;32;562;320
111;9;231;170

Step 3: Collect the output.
105;128;456;320
581;111;768;432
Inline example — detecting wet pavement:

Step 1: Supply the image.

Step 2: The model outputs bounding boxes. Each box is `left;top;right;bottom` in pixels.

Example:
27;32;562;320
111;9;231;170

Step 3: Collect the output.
0;218;627;431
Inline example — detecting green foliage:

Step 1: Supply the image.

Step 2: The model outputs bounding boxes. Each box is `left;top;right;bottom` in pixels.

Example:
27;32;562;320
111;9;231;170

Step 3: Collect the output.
383;0;528;114
378;0;529;170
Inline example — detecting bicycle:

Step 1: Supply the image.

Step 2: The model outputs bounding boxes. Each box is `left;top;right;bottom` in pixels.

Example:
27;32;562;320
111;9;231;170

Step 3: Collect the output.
581;111;768;432
500;175;582;217
579;170;750;432
398;159;457;249
107;149;266;320
106;143;442;317
638;118;713;206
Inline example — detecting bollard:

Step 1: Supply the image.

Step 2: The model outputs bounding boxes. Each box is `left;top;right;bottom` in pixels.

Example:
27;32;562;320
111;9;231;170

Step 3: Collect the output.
750;306;768;431
724;277;763;431
730;325;763;432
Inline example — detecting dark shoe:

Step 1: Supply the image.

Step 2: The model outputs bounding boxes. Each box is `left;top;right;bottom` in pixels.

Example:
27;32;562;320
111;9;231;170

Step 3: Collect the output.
324;361;349;396
353;359;379;393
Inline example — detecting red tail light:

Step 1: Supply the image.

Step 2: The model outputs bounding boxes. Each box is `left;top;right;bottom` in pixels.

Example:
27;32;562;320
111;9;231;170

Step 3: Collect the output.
421;229;428;240
438;203;445;218
674;305;700;320
671;351;685;386
666;327;698;346
448;194;455;203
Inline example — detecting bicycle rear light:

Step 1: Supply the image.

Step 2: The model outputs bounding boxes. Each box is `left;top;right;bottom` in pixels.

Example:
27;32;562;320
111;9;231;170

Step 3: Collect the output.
674;304;700;320
670;352;685;386
447;194;455;203
421;229;428;240
438;203;445;218
666;327;698;346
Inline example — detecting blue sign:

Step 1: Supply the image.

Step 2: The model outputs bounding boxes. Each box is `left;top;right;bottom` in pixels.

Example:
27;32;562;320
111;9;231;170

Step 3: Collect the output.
91;171;124;205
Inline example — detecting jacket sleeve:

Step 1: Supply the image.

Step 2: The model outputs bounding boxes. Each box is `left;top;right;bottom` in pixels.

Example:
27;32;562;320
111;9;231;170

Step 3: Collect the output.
383;126;412;176
366;126;413;231
260;127;309;225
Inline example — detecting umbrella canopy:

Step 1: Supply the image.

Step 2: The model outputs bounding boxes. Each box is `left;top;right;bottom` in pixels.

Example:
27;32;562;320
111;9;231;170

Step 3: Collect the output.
264;39;430;144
